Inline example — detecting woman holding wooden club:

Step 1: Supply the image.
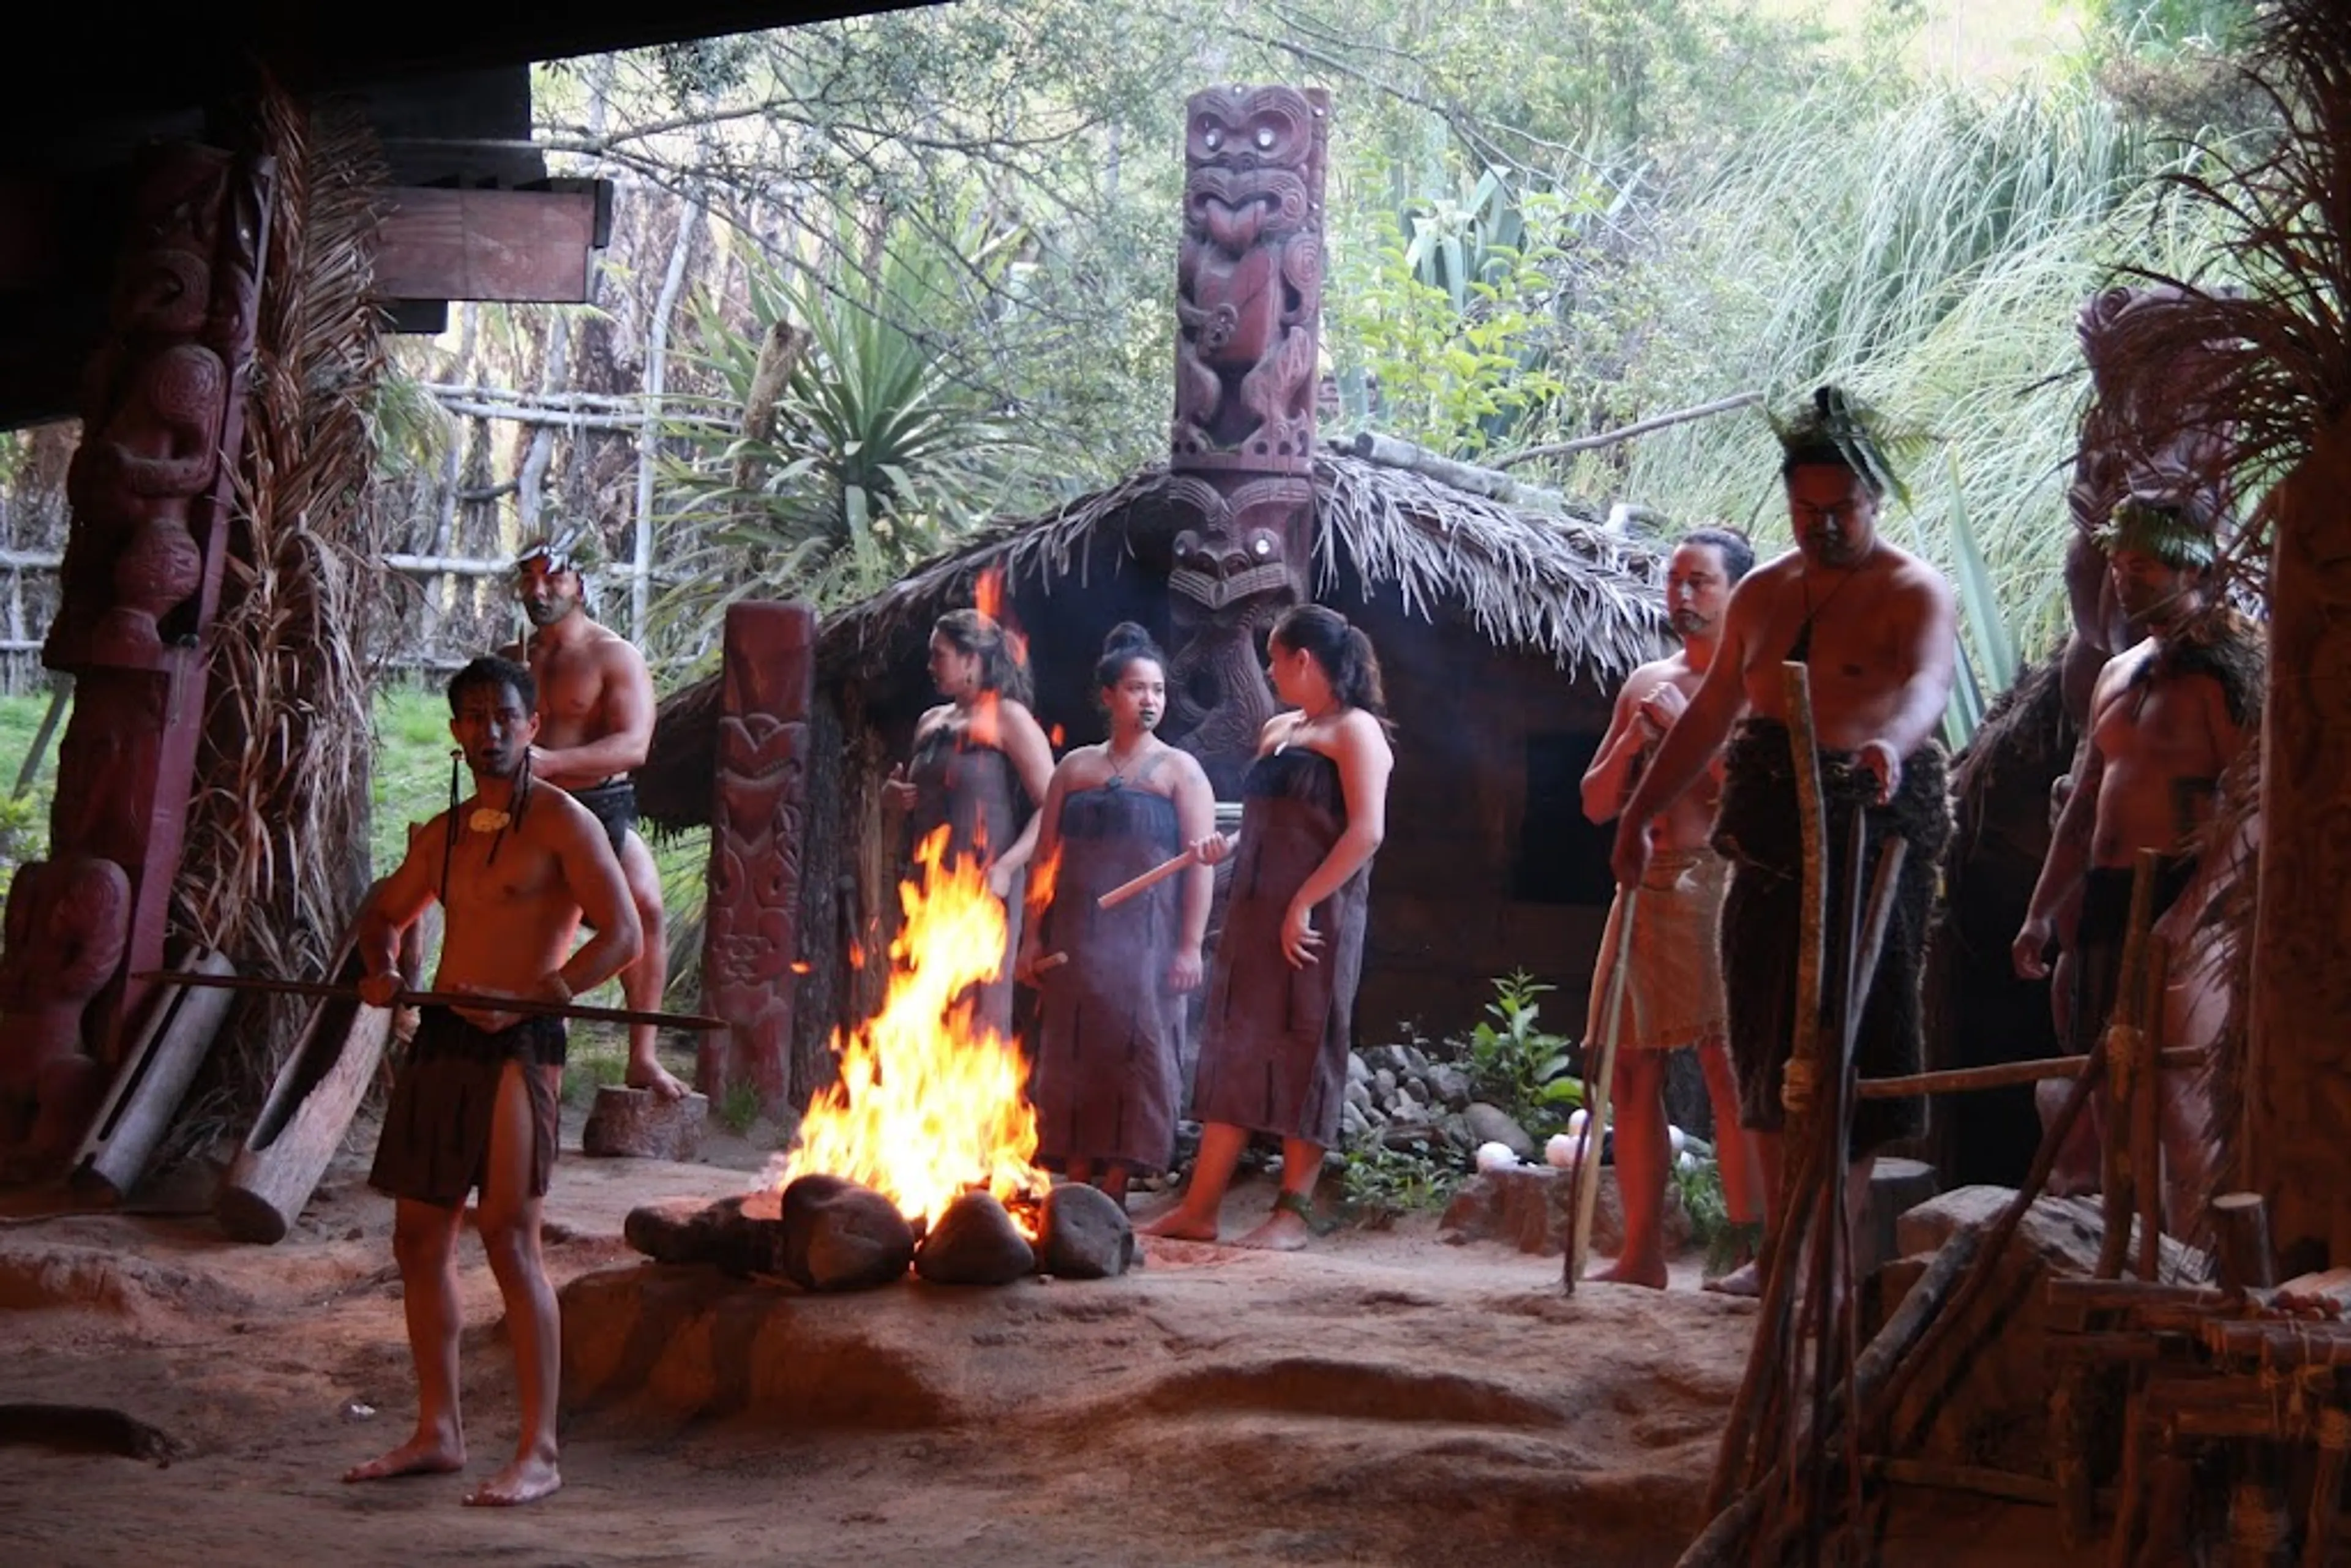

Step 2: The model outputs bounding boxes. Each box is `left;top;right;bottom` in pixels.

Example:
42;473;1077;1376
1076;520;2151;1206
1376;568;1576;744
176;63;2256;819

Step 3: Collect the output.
880;607;1054;1041
1143;604;1392;1250
1015;623;1215;1201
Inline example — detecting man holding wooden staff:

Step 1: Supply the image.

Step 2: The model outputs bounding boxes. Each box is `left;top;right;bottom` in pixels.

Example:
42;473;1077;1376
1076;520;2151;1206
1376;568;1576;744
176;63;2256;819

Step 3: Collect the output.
342;655;641;1507
1580;526;1765;1291
2011;493;2256;1221
1610;388;1955;1250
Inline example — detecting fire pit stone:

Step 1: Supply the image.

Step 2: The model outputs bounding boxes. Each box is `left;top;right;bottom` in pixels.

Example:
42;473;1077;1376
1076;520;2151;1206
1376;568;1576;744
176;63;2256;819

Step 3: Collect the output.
780;1174;918;1291
1038;1183;1139;1279
913;1190;1035;1286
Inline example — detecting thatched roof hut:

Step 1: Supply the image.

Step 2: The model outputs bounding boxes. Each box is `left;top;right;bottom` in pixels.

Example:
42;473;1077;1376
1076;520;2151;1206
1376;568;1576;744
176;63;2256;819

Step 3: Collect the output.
641;446;1671;1100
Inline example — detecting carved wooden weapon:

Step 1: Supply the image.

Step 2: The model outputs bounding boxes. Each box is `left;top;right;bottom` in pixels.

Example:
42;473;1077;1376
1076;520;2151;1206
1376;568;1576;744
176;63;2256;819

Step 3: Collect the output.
132;970;727;1031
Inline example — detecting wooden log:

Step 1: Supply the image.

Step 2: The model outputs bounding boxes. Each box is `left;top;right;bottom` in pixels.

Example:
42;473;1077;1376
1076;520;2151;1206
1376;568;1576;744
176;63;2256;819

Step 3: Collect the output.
580;1086;709;1161
2213;1192;2278;1295
1863;1455;2060;1507
2049;1278;2232;1313
2139;1449;2195;1568
66;948;235;1204
2203;1321;2351;1368
2302;1402;2350;1568
215;909;437;1244
2109;1398;2152;1568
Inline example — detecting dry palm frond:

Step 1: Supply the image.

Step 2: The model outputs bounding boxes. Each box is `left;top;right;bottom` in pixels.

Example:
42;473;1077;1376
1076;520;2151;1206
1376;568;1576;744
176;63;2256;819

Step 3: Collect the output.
637;450;1668;829
173;79;390;1138
2096;1;2351;583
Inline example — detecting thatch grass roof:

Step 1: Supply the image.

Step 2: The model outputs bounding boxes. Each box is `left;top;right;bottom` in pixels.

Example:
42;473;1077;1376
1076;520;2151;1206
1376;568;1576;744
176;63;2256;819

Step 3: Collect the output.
640;449;1668;827
822;449;1667;680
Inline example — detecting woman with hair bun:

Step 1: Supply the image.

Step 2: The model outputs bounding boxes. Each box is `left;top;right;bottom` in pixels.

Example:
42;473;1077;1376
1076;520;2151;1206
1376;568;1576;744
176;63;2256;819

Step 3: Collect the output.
882;607;1054;1040
1015;623;1215;1199
1143;603;1393;1249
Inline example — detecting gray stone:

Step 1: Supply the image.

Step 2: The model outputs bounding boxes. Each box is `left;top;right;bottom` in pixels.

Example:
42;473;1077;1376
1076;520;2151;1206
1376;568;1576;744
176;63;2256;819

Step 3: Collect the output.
779;1174;915;1291
1373;1068;1399;1104
1346;1052;1371;1086
914;1190;1035;1285
1340;1102;1371;1141
1403;1045;1431;1076
582;1086;709;1161
1344;1078;1373;1112
1463;1102;1535;1160
1363;1044;1408;1075
1894;1184;2206;1281
1038;1183;1139;1278
1426;1063;1473;1111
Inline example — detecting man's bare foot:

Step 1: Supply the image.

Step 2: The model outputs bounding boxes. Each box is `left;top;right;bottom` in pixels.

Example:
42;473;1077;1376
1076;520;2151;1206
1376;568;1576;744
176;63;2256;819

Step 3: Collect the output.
1234;1207;1311;1252
343;1434;465;1483
463;1453;561;1507
626;1056;688;1103
1590;1255;1668;1288
1704;1259;1764;1297
1139;1208;1219;1242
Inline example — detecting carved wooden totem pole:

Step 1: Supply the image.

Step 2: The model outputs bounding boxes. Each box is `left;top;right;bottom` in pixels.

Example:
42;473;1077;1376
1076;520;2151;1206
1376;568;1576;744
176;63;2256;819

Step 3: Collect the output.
698;601;817;1111
0;144;271;1178
1159;84;1330;797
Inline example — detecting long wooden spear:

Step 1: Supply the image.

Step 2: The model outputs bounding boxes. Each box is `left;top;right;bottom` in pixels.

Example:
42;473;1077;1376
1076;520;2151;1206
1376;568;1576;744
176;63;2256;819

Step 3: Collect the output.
132;969;727;1032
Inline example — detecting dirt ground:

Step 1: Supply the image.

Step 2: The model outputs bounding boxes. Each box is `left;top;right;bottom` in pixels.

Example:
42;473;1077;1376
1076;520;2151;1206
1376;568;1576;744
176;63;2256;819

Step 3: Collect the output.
0;1103;2075;1567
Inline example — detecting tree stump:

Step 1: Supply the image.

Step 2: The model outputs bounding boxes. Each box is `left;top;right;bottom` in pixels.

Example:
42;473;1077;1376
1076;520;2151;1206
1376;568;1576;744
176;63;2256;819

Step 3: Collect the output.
581;1086;708;1161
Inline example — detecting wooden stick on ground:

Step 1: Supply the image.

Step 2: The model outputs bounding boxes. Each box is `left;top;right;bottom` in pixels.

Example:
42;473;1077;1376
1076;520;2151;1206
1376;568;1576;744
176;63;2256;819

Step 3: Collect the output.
133;969;729;1031
1564;887;1640;1294
1854;1048;2205;1098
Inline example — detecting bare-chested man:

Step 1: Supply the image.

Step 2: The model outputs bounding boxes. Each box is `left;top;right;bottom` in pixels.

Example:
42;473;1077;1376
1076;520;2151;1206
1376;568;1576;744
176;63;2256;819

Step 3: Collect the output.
1612;391;1955;1241
2012;495;2255;1215
1580;527;1765;1290
503;530;684;1101
344;655;641;1506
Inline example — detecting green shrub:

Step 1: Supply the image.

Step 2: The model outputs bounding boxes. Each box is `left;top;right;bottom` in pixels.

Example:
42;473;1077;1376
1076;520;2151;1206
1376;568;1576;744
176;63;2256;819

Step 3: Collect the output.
1464;969;1585;1140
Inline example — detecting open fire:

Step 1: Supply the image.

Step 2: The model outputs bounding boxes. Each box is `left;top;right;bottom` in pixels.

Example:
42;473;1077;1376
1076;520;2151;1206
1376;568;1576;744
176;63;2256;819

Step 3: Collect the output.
776;827;1051;1236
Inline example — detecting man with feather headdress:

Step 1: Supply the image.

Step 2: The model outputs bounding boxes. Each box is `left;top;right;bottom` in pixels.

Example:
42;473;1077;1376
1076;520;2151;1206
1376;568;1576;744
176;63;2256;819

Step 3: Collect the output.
1611;386;1955;1248
2012;493;2259;1217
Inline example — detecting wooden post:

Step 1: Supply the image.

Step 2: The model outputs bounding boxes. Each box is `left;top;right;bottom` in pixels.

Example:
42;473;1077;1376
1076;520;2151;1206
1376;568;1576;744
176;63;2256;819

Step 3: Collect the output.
2211;1192;2277;1295
2099;850;2161;1279
2133;933;2170;1280
698;600;816;1110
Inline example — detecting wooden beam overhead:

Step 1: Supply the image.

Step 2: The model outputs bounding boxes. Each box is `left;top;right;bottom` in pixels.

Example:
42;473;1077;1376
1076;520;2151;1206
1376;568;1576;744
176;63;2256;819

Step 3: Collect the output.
374;184;608;305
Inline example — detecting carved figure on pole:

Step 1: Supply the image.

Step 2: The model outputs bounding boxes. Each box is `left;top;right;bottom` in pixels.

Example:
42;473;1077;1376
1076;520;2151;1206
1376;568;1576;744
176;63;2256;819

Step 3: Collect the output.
1160;85;1330;795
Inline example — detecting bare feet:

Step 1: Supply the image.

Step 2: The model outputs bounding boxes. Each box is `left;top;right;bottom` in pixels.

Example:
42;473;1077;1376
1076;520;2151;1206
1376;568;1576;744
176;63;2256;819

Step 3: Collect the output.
1590;1255;1668;1289
464;1452;562;1507
1703;1259;1764;1298
1139;1209;1219;1243
343;1433;465;1483
1234;1207;1312;1252
626;1054;688;1103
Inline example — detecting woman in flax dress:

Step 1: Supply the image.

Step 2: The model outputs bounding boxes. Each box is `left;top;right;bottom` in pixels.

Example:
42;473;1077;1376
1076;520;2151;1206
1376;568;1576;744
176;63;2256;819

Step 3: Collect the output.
1014;624;1215;1201
880;608;1055;1041
1142;604;1393;1250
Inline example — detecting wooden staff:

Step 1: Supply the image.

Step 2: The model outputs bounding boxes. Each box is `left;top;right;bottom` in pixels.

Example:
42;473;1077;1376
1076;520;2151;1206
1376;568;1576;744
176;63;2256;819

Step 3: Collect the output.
1854;1047;2204;1098
1095;845;1204;910
132;969;729;1031
1564;886;1639;1294
1032;951;1069;973
2099;850;2162;1280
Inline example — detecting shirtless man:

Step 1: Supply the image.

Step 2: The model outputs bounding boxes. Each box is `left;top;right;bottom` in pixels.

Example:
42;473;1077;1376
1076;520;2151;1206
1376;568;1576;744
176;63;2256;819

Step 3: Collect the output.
1580;527;1765;1290
344;655;641;1506
2011;495;2254;1215
1612;391;1955;1240
503;530;683;1101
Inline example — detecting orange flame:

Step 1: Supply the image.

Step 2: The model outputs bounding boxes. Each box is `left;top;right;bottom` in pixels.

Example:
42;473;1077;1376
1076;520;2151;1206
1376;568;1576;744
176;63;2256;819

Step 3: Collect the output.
777;827;1047;1235
790;961;812;975
1024;841;1062;928
1048;723;1066;748
974;566;1004;621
